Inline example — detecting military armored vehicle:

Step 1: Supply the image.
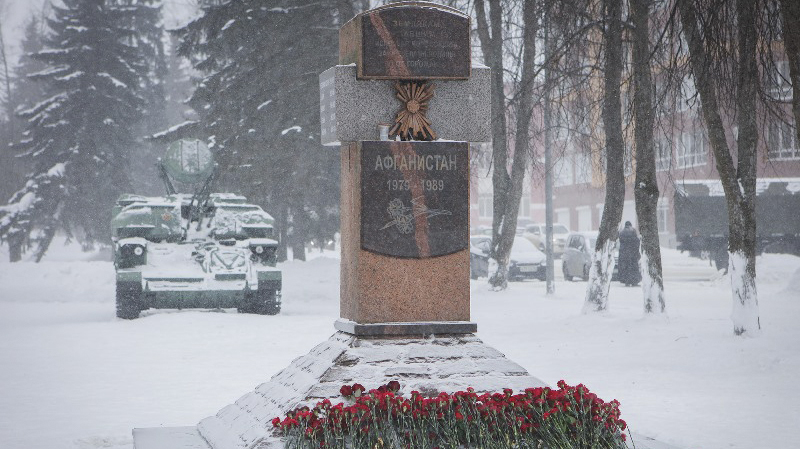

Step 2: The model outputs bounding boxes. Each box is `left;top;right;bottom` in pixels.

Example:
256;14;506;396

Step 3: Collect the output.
112;139;281;319
675;179;800;271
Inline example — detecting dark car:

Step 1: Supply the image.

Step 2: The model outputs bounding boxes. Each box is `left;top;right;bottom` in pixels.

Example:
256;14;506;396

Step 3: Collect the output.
469;236;546;281
470;235;491;279
561;232;619;281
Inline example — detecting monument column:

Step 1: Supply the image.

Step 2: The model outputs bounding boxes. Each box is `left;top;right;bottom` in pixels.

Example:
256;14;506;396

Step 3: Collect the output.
320;2;491;335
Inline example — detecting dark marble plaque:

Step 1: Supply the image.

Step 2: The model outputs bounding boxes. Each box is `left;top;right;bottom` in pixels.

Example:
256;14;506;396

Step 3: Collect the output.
340;3;470;80
361;141;468;258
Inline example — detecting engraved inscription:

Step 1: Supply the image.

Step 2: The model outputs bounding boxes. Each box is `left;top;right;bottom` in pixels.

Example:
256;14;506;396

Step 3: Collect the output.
359;6;470;79
361;141;468;258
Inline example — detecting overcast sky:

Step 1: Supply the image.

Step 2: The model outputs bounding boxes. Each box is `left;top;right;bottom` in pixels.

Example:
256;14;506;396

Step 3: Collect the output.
1;0;198;68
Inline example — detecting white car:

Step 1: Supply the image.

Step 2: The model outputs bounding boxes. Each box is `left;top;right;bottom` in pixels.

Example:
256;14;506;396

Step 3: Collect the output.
469;236;547;281
561;231;619;281
507;236;546;281
523;223;571;257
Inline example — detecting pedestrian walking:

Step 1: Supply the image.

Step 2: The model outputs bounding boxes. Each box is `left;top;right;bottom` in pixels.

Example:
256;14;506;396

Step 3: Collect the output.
618;221;642;286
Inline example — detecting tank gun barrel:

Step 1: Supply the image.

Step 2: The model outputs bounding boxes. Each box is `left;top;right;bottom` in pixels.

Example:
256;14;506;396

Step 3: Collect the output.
184;164;217;236
157;158;177;195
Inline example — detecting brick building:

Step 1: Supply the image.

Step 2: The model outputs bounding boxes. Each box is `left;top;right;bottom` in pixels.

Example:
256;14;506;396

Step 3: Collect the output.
470;52;799;248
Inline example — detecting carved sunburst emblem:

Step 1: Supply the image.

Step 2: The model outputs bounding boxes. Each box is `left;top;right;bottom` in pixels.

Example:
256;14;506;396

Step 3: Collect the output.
390;81;437;141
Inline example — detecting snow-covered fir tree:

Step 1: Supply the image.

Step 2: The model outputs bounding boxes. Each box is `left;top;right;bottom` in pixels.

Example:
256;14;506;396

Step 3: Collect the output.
0;0;165;262
161;0;348;260
0;17;47;205
113;0;170;195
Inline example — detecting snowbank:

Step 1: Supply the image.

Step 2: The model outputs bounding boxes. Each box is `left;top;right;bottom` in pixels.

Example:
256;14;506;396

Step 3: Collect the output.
0;242;798;449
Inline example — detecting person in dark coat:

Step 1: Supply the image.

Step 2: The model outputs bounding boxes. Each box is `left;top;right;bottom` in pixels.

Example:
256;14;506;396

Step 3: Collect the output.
618;221;642;286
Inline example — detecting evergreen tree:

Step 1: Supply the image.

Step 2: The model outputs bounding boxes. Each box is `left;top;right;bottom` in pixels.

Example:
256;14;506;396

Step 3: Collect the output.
163;0;346;260
0;0;159;261
12;17;49;128
114;0;170;195
0;17;47;205
0;18;19;204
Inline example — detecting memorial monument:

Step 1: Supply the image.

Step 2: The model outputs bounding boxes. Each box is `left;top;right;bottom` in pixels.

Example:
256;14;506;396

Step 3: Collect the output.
132;4;549;449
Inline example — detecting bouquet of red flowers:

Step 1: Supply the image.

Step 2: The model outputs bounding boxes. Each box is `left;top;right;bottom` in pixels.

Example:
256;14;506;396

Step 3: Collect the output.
272;380;628;449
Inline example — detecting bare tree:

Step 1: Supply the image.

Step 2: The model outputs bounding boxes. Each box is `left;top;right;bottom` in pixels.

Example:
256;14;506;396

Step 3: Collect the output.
631;0;665;314
474;0;538;289
583;0;626;313
677;0;761;335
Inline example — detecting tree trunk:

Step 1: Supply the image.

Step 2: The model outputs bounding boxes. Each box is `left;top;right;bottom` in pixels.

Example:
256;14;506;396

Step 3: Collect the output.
778;0;800;145
475;0;539;289
584;0;626;313
493;0;538;289
732;0;760;336
631;0;665;314
276;204;289;262
8;230;23;262
678;0;760;335
475;0;512;288
292;241;307;261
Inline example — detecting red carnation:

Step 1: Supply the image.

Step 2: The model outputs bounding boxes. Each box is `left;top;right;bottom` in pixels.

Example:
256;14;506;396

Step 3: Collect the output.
352;383;365;397
387;380;401;392
340;385;353;397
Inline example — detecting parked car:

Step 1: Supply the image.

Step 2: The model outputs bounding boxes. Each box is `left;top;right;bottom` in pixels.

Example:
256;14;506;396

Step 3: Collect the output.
523;223;571;257
508;237;547;281
470;225;492;236
561;231;619;281
470;235;491;279
469;235;546;281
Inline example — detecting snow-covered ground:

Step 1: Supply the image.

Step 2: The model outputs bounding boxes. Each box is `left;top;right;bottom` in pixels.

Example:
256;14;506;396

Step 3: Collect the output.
1;240;798;449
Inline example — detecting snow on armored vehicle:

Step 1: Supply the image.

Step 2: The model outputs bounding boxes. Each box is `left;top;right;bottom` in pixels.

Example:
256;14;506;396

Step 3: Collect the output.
111;139;281;319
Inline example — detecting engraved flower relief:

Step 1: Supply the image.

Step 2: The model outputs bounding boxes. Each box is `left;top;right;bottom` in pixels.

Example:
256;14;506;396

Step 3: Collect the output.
381;197;451;234
390;81;437;141
395;214;414;234
387;198;405;218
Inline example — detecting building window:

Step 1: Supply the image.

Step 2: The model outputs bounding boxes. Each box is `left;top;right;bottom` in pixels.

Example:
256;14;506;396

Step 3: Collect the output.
678;76;697;112
657;198;669;233
624;143;633;177
478;194;492;218
767;120;799;160
766;61;792;100
554;109;571;141
555;208;571;230
519;197;531;218
577;206;592;232
655;135;671;171
677;129;708;168
554;157;574;187
575;152;591;184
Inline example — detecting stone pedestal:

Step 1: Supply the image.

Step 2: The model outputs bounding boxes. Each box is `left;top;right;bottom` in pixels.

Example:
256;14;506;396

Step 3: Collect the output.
164;332;547;449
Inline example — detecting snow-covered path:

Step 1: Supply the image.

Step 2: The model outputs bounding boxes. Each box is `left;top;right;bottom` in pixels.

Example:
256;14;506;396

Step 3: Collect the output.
0;243;798;449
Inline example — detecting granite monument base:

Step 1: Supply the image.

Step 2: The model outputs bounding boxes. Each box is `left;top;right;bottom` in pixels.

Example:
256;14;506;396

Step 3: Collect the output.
133;331;548;449
133;331;685;449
